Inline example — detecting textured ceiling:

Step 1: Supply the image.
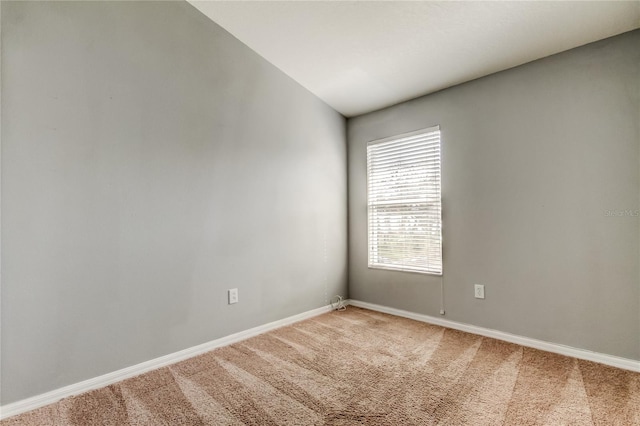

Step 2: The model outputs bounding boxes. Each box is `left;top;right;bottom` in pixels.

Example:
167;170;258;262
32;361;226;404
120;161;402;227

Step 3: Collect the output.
189;1;640;117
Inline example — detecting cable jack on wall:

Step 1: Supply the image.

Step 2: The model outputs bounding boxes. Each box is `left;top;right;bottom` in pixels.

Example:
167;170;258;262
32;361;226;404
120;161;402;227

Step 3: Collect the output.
330;295;347;311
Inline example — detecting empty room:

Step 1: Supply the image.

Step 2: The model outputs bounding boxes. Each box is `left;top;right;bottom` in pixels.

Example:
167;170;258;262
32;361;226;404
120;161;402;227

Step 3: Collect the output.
1;0;639;424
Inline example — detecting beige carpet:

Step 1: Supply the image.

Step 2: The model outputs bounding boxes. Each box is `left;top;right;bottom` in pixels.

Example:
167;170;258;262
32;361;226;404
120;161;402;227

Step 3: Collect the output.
3;307;639;425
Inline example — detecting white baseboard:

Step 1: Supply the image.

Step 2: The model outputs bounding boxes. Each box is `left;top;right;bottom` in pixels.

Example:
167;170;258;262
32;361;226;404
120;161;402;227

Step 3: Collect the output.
348;299;640;373
3;299;637;420
0;303;337;420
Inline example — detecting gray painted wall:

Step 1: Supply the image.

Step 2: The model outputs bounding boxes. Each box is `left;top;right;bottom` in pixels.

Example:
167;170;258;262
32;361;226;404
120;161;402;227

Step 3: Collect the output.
1;1;347;404
348;30;640;361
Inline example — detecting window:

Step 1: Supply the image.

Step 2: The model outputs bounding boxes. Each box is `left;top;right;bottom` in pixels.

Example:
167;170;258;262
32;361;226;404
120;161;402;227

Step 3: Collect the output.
367;126;442;275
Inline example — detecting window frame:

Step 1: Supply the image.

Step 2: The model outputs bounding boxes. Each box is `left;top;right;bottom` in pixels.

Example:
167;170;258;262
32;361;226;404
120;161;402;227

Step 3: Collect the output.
366;125;443;276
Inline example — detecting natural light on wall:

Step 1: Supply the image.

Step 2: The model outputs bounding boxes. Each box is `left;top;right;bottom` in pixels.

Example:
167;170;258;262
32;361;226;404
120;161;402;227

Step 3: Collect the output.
367;126;442;275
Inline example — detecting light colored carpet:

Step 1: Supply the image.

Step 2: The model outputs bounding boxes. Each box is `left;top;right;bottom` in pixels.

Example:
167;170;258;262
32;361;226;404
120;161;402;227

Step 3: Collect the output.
2;307;639;425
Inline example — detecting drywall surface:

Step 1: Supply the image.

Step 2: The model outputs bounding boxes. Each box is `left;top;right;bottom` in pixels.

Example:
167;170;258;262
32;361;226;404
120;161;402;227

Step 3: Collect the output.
348;30;640;360
1;1;346;404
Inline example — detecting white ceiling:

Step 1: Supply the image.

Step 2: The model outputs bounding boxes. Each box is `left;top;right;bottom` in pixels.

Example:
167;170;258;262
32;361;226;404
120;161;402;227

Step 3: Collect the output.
189;1;640;117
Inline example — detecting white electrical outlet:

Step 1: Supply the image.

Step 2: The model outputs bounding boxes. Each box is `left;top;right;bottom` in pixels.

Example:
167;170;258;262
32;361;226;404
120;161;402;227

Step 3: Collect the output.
474;284;485;299
228;288;238;304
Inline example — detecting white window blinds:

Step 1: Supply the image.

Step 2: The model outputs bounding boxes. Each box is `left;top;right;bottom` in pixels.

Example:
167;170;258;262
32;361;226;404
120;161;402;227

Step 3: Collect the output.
367;126;442;275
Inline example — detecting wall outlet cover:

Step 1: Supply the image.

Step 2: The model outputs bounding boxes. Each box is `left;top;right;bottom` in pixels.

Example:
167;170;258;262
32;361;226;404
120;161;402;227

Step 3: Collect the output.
228;288;239;304
474;284;485;299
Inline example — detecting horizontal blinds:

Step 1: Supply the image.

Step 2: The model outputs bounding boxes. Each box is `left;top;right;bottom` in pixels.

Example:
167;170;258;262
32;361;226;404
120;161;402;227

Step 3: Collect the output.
367;127;442;275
